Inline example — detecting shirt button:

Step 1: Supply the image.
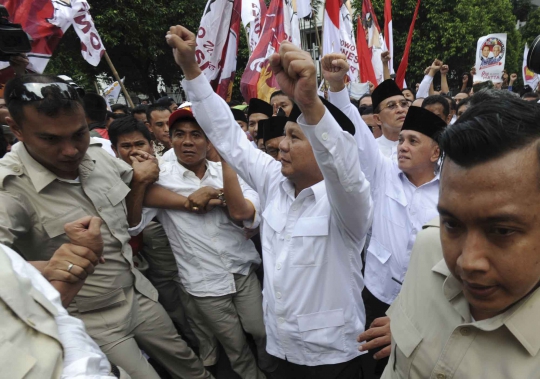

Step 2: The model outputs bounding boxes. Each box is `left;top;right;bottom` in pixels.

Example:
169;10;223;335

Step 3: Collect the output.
12;165;21;173
292;205;298;211
436;374;446;379
276;292;282;299
98;207;103;212
278;317;285;324
285;234;291;241
460;327;471;336
276;263;282;270
345;187;352;193
321;132;329;141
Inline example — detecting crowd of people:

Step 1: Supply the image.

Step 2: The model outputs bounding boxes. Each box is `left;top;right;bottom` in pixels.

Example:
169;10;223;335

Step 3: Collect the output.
1;23;540;379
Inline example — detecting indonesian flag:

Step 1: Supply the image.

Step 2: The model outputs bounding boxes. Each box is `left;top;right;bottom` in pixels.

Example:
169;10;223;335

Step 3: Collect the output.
360;0;384;84
395;0;421;89
240;0;301;102
357;16;377;86
241;0;267;53
384;0;393;73
322;0;360;83
0;0;105;76
523;44;539;90
296;0;311;19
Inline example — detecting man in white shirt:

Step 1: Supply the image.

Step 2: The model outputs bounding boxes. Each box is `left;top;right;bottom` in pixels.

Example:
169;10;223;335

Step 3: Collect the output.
0;242;129;379
129;107;271;379
321;52;447;375
371;79;410;158
165;25;373;379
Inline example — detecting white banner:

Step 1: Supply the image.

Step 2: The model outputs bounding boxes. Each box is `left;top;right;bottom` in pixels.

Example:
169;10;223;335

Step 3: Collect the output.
296;0;311;18
71;0;106;66
242;0;266;53
474;33;507;83
523;44;539;90
103;79;123;106
196;0;234;81
284;0;301;47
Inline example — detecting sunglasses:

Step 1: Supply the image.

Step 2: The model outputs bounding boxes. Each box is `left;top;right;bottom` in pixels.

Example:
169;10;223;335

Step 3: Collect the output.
8;82;80;102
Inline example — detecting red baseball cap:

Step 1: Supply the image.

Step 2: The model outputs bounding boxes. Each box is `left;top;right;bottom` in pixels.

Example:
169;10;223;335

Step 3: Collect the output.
169;106;195;127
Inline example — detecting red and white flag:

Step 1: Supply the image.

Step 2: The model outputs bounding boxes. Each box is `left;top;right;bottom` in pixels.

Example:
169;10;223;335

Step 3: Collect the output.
395;0;421;89
383;0;393;73
195;0;242;101
241;0;267;53
240;0;301;102
322;0;360;83
296;0;311;18
359;0;384;84
0;0;104;75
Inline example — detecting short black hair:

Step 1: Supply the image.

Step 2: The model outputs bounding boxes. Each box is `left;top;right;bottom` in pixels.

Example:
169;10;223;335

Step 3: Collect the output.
5;74;83;126
422;95;450;118
111;103;129;114
456;97;472;114
169;117;208;140
361;106;373;116
146;103;171;123
402;88;416;100
359;94;372;103
270;90;291;101
108;115;152;148
83;93;107;123
439;97;540;168
157;96;176;107
442;94;457;112
132;104;148;115
0;128;6;158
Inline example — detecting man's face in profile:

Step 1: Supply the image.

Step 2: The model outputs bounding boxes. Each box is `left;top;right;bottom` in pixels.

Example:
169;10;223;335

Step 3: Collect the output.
438;145;540;321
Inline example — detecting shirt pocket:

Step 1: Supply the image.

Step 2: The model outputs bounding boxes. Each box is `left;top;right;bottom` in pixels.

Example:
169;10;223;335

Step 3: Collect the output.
73;288;130;335
107;180;131;217
297;309;346;354
291;216;329;267
390;302;423;376
43;207;90;239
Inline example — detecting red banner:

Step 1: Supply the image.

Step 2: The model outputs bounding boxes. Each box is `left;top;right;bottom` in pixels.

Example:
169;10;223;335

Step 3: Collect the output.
395;0;421;89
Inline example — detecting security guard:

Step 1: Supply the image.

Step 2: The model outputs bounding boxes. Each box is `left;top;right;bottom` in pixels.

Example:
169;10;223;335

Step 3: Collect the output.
0;74;212;379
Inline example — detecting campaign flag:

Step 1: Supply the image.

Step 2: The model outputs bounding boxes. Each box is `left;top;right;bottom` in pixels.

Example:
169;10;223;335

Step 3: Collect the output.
322;0;360;83
360;0;384;83
357;16;377;86
241;0;267;53
296;0;311;18
523;44;539;90
216;0;242;101
474;33;507;83
383;0;393;73
395;0;421;89
103;78;123;106
240;0;301;102
0;0;105;74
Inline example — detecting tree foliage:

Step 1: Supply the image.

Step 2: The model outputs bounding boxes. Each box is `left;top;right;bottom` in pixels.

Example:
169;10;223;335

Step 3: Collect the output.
351;0;521;91
45;0;204;100
521;7;540;48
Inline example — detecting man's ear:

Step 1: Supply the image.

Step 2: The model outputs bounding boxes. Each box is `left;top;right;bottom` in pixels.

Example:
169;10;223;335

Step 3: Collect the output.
111;145;119;158
431;144;441;163
145;121;152;132
6;116;23;142
373;113;382;127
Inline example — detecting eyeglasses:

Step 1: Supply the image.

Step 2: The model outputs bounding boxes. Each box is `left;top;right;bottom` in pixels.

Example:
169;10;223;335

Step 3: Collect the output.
8;82;80;102
381;99;410;111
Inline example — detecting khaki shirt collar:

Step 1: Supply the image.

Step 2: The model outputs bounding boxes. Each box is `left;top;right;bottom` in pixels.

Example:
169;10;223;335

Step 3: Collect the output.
432;257;540;356
15;142;95;193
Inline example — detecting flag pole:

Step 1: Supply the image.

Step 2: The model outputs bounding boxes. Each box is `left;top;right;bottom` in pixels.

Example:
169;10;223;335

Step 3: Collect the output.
103;51;134;108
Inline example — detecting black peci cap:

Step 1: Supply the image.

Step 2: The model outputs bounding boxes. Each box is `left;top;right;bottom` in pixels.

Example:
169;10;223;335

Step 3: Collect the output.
231;108;247;123
401;106;446;141
371;79;404;112
248;98;273;118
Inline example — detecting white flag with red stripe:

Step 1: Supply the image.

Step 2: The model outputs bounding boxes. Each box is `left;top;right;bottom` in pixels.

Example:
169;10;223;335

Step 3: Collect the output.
241;0;267;53
322;0;360;83
384;0;394;73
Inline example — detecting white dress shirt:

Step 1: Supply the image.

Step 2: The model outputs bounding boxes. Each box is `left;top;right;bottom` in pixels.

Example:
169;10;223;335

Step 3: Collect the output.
1;244;116;379
376;135;398;158
182;73;373;366
328;88;440;305
416;74;433;99
129;159;261;298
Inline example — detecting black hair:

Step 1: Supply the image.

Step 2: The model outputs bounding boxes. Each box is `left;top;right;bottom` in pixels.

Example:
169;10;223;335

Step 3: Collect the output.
146;103;171;122
456;97;472;113
469;88;519;107
522;92;540;100
132;104;148;115
111;103;129;114
361;106;373;116
108;115;152;148
462;72;473;88
107;111;127;120
4;74;83;126
359;94;372;103
270;90;292;101
422;95;450;118
439;97;540;168
156;96;176;107
0;128;6;158
169;117;208;140
83;93;108;123
402;88;416;100
441;94;457;112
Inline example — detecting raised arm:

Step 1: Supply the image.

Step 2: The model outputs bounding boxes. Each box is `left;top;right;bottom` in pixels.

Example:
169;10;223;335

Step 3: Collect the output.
322;53;388;190
440;64;450;94
381;51;392;80
165;25;281;206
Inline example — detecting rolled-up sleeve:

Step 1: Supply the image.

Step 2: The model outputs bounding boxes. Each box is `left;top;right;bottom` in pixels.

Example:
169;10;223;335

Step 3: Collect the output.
238;176;261;229
299;109;373;246
128;207;158;236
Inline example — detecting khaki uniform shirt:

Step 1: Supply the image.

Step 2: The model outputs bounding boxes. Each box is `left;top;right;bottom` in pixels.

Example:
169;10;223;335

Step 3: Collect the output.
382;219;540;379
0;141;158;346
0;245;64;379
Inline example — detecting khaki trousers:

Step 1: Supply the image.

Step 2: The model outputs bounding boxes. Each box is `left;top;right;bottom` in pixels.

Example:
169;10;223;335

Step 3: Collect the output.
100;291;213;379
187;269;274;379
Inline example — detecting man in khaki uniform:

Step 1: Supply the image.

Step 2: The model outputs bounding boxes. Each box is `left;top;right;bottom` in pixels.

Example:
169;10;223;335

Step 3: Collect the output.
382;97;540;378
0;74;212;379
